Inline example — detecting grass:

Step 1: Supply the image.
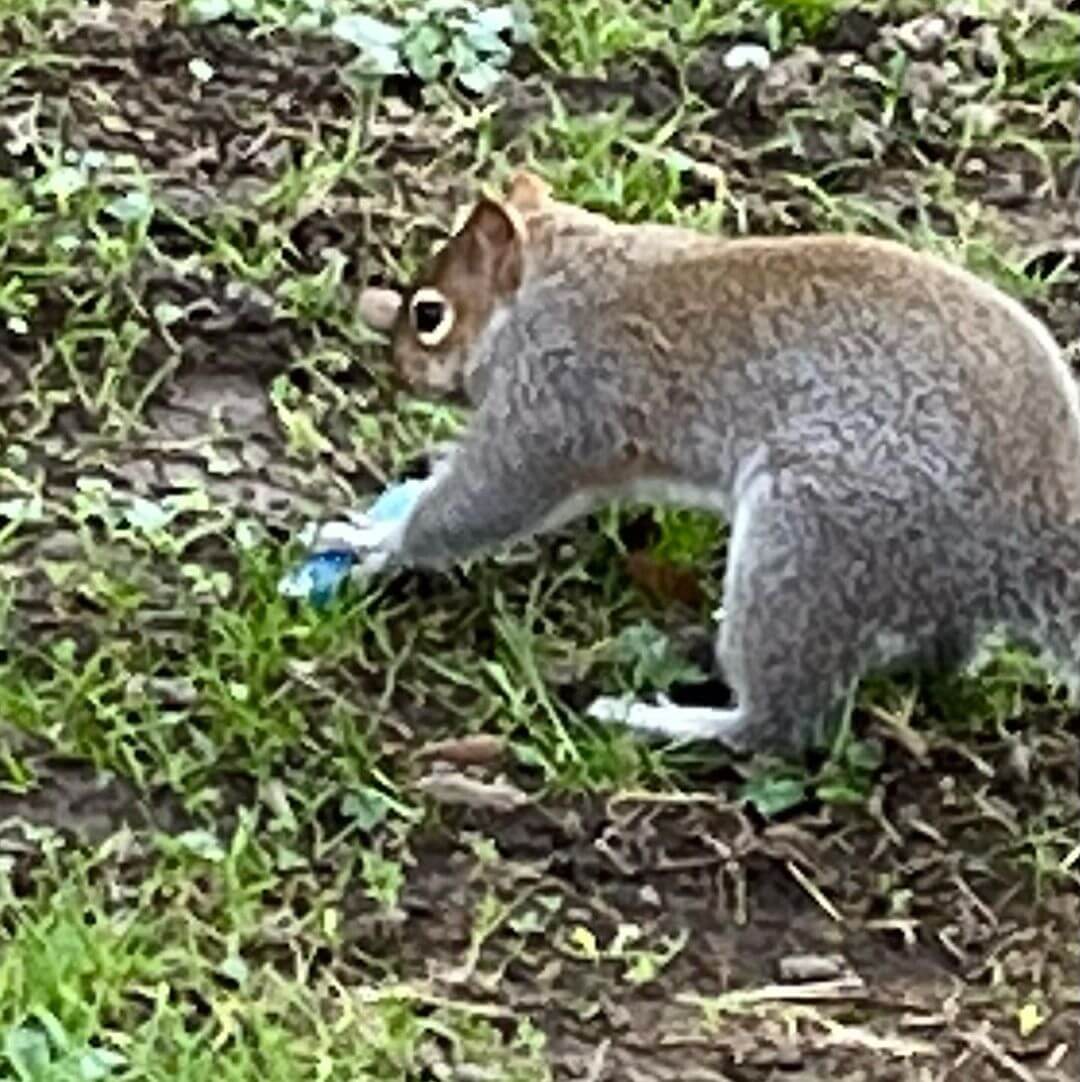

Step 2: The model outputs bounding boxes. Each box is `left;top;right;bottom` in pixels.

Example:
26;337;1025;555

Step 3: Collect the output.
528;0;877;74
1;1;1079;1079
1;870;549;1081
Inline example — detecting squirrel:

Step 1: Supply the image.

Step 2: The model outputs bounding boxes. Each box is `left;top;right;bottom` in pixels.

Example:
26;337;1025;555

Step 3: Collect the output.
317;169;1080;755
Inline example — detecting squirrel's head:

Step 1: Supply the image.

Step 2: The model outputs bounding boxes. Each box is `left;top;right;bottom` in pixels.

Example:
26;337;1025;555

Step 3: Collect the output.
358;170;553;400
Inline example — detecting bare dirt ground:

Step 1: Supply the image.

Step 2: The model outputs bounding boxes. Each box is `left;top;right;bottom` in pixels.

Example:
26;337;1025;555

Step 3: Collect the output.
2;3;1078;1080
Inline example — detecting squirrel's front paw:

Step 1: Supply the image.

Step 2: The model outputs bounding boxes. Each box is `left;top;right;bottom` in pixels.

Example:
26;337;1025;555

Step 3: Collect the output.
300;514;400;556
301;477;430;556
280;478;429;606
354;546;394;577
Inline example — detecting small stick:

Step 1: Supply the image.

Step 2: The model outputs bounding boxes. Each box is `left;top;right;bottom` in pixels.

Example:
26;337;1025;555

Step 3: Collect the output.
785;859;844;923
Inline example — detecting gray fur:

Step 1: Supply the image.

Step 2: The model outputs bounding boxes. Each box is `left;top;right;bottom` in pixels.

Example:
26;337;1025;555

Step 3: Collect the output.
360;206;1080;755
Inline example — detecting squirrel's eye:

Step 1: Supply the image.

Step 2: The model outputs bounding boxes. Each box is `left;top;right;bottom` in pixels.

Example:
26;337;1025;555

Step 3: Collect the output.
413;301;444;334
409;287;455;347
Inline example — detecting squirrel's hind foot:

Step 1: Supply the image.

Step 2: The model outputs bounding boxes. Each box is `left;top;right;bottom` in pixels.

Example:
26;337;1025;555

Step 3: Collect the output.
586;694;754;752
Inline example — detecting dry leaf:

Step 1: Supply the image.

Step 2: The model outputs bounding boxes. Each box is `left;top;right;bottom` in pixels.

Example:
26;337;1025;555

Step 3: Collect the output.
624;551;706;608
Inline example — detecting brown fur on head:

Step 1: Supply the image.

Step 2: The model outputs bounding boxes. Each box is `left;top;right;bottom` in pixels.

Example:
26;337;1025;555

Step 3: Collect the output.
504;168;552;213
357;171;552;400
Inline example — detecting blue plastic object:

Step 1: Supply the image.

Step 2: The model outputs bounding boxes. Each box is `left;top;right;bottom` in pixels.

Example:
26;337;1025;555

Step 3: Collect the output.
278;479;427;608
279;549;357;608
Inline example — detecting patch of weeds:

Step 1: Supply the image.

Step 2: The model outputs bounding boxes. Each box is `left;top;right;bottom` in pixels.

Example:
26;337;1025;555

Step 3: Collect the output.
0;863;550;1082
529;0;850;75
1004;7;1080;98
1010;811;1080;901
558;920;689;986
483;587;613;779
276;250;375;339
268;371;341;458
0;478;44;559
739;739;886;817
959;236;1071;305
761;0;848;42
0;639;187;789
779;171;1065;304
342;393;467;476
513;694;674;792
268;344;462;472
649;507;723;567
0;153;163;437
169;204;286;284
2;1010;128;1082
529;0;670;75
334;0;536;94
186;0;535;95
0;0;78;37
252;107;373;224
186;545;401;755
1;531;403;798
0;881;179;1035
496;614;714;791
31;479;239;625
359;847;406;910
923;642;1061;739
151;806;320;934
740;693;885;816
398;570;677;793
610;620;707;695
195;603;316;758
915;227;1063;307
524;99;709;224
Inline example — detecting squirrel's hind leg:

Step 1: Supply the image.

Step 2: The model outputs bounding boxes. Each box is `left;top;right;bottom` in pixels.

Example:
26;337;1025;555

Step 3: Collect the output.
587;476;854;754
711;476;934;754
587;474;985;756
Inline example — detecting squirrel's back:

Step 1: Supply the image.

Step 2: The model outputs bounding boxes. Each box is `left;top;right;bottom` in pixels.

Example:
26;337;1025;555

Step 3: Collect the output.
507;226;1080;527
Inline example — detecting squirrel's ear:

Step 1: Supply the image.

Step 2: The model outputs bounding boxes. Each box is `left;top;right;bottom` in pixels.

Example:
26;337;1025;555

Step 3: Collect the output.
459;197;524;295
358;286;403;331
504;169;551;212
